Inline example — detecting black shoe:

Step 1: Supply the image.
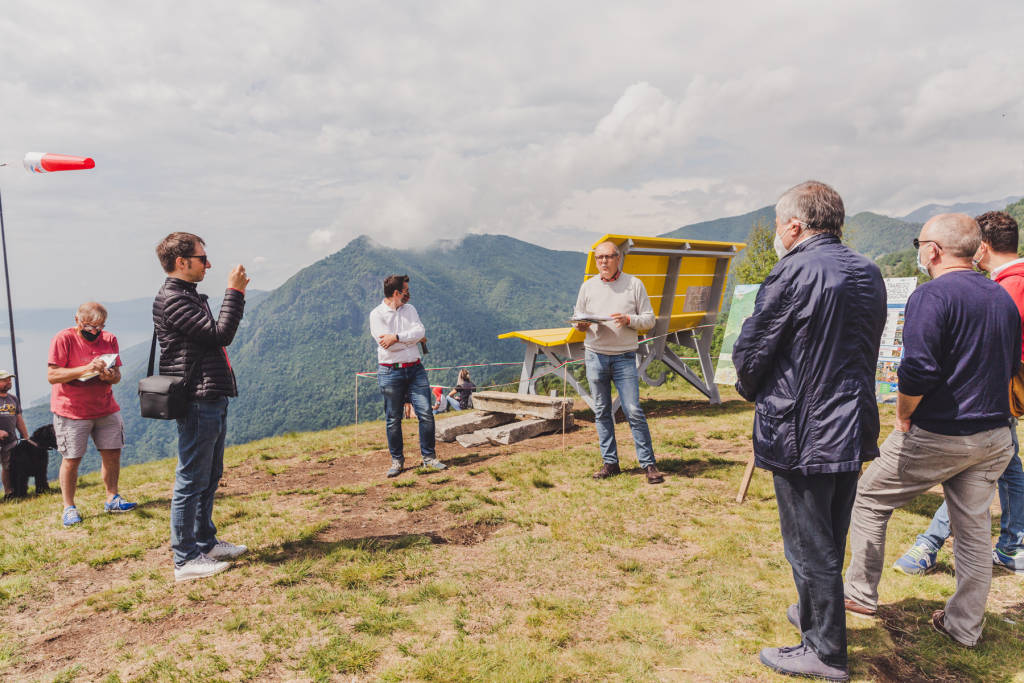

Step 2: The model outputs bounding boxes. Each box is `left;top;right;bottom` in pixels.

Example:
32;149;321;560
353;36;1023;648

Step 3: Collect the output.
592;463;621;479
759;644;849;681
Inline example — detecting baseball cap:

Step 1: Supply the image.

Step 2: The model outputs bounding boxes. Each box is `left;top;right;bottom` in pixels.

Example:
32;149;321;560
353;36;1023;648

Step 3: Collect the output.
0;370;15;379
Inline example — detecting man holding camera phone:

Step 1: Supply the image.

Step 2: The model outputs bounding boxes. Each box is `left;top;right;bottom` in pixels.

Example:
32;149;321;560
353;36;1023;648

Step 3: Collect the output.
154;232;248;582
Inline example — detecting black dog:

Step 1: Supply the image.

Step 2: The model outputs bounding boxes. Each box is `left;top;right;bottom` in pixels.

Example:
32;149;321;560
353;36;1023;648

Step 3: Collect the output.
9;424;57;498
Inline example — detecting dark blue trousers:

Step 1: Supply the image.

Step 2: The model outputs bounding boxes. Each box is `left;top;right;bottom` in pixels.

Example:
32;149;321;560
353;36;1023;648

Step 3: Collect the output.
773;470;859;668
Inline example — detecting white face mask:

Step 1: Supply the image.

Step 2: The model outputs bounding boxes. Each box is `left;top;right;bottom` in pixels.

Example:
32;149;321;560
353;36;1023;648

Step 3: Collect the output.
773;232;788;259
916;248;930;276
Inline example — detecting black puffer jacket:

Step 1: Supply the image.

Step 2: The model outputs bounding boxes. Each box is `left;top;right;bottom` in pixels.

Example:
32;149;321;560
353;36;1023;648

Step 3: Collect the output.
152;277;245;400
732;233;887;475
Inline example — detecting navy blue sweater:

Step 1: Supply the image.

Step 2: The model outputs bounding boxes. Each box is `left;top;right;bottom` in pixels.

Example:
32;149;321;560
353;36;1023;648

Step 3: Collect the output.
898;270;1021;435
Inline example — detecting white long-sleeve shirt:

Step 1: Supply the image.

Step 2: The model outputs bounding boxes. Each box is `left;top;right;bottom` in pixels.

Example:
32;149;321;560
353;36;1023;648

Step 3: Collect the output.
369;300;425;364
574;272;656;354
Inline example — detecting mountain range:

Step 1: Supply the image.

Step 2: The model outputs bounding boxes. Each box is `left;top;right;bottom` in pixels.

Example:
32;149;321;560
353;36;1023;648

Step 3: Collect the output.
22;195;1021;478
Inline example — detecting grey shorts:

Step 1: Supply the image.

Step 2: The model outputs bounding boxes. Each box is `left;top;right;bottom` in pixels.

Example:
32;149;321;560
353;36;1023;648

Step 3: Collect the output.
54;411;125;460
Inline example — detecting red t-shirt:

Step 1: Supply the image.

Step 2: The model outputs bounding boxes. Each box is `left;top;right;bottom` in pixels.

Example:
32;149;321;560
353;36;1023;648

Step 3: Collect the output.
48;327;122;419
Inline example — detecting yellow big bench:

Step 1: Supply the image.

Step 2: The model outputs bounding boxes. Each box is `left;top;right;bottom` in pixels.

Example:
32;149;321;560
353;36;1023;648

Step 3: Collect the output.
499;234;745;411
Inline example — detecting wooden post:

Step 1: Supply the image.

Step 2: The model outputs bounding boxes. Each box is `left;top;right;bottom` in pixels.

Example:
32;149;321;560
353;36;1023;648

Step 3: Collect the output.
736;454;756;503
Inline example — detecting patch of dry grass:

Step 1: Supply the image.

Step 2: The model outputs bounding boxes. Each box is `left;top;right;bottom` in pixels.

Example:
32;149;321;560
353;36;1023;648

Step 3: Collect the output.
1;383;1023;681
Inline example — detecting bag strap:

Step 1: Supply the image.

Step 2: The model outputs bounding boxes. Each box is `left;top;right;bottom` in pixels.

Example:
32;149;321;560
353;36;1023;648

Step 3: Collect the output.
148;326;203;386
147;329;157;376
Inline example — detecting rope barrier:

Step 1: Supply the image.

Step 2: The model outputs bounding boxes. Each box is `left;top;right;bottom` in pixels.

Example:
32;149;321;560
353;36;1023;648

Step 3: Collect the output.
354;321;728;426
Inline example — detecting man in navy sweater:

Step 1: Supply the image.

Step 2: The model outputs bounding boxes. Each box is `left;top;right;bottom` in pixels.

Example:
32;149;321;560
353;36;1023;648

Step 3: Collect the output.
844;213;1021;647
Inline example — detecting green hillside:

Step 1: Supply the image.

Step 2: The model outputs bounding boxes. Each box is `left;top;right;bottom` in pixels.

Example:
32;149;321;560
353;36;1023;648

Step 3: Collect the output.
660;206;775;243
4;386;1024;681
662;206;920;259
28;235;586;471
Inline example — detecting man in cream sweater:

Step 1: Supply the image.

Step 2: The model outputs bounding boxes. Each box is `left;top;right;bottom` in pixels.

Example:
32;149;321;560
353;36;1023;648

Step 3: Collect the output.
573;240;663;484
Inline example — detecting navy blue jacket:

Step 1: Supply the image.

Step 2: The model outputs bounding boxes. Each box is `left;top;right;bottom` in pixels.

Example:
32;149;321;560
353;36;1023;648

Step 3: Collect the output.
733;234;887;474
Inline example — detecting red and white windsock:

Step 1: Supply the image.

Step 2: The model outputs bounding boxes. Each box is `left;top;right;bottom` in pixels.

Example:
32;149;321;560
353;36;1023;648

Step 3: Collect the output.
23;152;95;174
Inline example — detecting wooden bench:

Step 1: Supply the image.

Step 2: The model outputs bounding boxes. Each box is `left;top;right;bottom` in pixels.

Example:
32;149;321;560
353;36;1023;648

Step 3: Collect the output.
499;234;745;412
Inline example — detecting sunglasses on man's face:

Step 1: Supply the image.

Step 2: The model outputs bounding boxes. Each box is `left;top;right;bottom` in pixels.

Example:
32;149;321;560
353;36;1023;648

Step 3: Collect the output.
185;254;209;265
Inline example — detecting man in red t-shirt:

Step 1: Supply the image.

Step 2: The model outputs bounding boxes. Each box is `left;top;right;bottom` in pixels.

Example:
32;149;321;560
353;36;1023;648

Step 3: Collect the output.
48;302;136;527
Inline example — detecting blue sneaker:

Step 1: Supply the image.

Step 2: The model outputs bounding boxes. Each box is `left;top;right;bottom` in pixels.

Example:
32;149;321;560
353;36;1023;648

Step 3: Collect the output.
993;548;1024;574
104;494;138;513
62;506;82;527
893;543;937;575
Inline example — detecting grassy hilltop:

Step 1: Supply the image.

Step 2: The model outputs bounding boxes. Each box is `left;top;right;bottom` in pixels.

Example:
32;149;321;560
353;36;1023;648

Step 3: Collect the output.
3;381;1023;682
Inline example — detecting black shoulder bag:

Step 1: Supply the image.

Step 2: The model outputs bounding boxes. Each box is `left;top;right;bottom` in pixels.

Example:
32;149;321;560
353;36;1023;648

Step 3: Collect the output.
138;330;199;420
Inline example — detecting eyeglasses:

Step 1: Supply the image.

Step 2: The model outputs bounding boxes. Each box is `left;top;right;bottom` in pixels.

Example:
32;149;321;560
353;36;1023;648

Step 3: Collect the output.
913;239;943;250
185;254;209;265
595;254;619;261
80;322;105;332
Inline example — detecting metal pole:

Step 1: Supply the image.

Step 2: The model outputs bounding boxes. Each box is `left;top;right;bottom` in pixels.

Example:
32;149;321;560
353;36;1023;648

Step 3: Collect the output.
0;185;20;398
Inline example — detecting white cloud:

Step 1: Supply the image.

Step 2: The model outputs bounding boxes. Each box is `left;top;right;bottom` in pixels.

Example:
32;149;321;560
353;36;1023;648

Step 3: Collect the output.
0;0;1022;310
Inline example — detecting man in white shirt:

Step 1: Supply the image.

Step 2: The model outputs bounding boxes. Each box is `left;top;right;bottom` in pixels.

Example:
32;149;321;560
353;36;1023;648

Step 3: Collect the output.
573;241;664;484
369;275;446;478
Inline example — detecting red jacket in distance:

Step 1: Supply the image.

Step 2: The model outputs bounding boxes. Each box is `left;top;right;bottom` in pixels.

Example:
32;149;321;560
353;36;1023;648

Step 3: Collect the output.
994;261;1024;362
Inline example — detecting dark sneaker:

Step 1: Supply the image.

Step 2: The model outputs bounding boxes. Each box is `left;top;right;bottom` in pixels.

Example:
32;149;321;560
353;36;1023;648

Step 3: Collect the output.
644;464;664;484
421;458;447;471
386;459;404;478
844;598;876;618
893;543;937;575
931;609;975;648
786;603;800;630
993;547;1024;574
592;463;621;479
758;644;849;681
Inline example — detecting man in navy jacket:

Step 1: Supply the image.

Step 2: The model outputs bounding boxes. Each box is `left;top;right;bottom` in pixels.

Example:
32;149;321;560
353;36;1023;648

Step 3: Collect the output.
733;181;886;681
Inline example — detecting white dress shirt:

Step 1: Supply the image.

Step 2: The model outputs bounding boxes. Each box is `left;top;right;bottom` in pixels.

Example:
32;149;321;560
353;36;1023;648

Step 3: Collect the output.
369;300;425;364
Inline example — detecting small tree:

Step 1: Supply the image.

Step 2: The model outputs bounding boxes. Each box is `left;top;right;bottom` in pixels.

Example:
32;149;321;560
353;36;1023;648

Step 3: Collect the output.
734;218;778;284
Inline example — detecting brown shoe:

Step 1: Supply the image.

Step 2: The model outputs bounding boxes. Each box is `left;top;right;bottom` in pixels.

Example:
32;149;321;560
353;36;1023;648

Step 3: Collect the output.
644;464;664;484
931;610;975;648
844;598;876;618
592;463;621;479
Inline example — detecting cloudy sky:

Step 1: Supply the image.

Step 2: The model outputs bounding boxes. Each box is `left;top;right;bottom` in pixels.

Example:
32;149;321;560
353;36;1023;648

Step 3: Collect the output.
0;1;1022;310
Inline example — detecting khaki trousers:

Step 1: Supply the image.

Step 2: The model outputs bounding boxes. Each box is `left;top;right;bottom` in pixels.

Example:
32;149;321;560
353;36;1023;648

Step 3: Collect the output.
845;424;1014;646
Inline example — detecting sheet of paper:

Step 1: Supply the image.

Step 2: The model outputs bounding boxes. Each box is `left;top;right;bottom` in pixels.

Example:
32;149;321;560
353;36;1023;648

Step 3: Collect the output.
76;353;119;381
570;313;614;324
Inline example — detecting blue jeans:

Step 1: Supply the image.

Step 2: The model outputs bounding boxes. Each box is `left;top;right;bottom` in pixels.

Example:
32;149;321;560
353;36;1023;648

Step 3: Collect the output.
170;397;229;567
584;349;655;467
917;419;1024;554
378;363;435;461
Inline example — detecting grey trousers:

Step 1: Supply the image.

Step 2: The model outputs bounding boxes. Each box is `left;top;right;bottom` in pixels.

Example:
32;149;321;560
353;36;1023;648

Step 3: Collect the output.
845;424;1014;646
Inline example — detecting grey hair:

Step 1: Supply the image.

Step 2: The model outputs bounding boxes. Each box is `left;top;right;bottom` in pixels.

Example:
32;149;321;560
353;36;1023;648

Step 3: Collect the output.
924;213;981;258
76;301;107;322
775;180;845;237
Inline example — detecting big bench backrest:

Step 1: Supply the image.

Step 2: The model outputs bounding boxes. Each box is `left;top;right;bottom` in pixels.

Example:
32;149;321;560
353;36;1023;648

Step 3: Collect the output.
585;234;745;339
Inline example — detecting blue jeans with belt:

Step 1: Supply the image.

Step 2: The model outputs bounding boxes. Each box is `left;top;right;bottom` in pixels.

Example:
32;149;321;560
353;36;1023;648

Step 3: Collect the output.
916;418;1024;554
584;349;655;467
171;397;229;567
377;363;435;462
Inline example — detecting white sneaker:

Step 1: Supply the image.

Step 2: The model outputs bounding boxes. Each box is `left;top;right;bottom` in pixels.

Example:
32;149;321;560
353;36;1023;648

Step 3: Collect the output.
174;553;230;582
206;540;248;561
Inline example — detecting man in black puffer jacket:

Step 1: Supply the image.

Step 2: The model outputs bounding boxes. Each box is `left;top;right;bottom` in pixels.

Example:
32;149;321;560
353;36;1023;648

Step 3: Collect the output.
154;232;249;582
733;181;886;682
